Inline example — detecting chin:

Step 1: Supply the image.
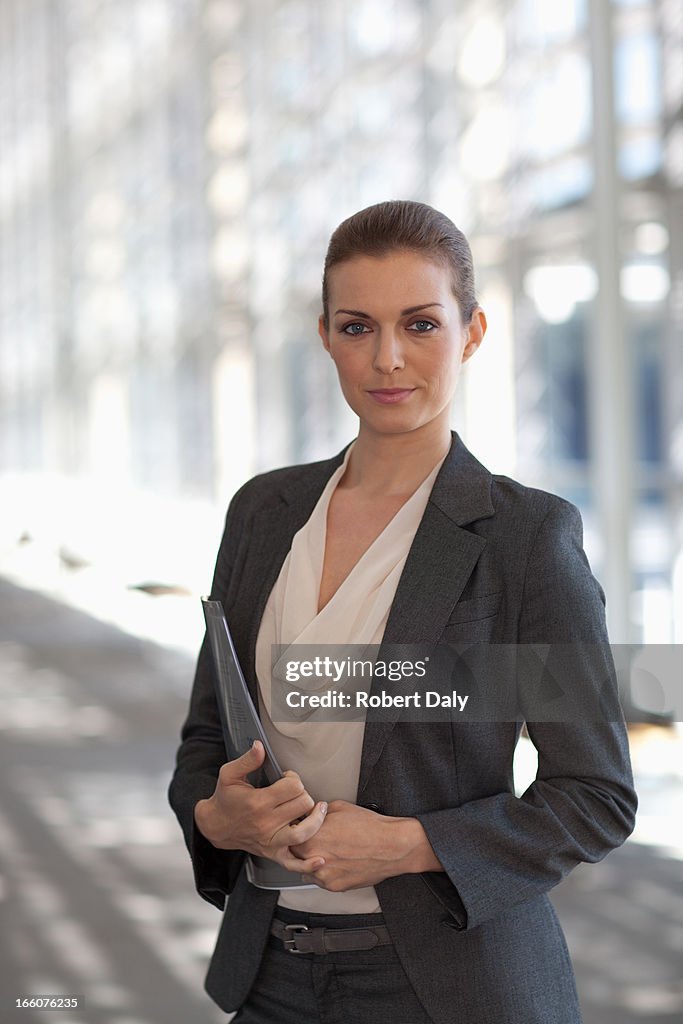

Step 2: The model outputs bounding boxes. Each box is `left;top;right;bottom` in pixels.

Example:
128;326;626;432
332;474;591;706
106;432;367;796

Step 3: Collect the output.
359;415;430;436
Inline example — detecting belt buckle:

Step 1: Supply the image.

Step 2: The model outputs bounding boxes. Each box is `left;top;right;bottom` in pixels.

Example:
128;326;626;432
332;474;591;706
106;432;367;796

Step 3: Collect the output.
283;923;310;953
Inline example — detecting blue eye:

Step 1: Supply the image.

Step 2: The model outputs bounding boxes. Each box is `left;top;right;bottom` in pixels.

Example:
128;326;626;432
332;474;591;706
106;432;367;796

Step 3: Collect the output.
341;323;369;336
411;320;436;333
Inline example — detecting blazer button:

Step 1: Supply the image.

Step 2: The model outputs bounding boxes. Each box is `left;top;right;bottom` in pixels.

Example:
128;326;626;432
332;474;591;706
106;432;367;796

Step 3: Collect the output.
362;802;381;812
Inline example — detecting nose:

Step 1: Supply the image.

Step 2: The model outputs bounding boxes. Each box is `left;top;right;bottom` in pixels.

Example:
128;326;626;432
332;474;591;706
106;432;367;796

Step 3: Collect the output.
372;329;405;374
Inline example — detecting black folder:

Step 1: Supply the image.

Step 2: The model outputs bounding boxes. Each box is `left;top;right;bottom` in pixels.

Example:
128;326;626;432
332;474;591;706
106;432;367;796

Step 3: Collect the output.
201;598;315;890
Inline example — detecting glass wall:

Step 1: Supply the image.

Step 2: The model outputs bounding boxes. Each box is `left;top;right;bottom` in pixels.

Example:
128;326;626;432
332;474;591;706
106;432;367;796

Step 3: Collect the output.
0;0;681;642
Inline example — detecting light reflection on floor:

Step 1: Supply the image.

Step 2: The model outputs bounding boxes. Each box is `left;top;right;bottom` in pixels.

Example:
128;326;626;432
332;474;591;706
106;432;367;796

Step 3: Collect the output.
1;553;681;1024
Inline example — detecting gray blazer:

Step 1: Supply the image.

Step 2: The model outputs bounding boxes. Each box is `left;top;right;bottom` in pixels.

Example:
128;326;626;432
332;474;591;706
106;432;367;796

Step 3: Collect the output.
168;432;637;1024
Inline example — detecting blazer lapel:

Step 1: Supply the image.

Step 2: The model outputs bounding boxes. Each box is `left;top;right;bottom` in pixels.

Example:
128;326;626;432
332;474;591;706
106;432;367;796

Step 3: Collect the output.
357;432;495;794
239;448;349;703
235;432;496;795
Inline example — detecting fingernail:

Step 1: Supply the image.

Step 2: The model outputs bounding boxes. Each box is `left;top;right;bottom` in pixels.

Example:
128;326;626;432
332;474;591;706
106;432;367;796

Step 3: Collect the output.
320;802;328;815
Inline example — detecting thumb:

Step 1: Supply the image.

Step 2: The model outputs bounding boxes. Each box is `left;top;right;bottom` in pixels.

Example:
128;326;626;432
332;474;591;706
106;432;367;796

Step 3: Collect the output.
221;740;265;783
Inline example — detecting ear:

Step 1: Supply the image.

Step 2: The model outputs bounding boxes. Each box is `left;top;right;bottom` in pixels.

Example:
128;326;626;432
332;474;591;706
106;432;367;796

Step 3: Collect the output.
318;314;331;354
462;307;487;363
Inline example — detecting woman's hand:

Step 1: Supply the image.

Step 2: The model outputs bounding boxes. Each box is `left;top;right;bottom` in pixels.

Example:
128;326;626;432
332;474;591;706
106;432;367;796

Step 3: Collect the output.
290;800;443;890
194;741;328;875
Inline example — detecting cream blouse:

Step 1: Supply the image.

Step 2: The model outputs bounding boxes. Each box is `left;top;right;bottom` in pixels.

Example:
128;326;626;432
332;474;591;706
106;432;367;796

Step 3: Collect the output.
255;442;447;913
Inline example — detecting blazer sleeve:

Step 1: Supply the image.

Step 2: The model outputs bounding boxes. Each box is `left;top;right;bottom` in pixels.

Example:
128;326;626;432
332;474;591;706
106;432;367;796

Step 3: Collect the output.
414;497;638;931
167;484;251;910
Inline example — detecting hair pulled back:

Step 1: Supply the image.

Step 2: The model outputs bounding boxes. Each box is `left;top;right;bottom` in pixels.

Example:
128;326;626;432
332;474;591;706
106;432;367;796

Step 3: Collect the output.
321;200;477;332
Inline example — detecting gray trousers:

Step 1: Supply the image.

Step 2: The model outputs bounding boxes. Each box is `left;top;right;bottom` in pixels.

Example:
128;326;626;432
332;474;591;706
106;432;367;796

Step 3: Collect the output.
231;906;434;1024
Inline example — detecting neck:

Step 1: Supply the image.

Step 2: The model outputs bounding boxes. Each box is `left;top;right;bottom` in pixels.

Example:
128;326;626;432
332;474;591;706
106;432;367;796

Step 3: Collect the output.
343;419;453;496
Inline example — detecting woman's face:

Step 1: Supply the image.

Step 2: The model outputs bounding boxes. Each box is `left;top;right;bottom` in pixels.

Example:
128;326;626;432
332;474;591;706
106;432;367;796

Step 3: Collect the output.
318;250;486;441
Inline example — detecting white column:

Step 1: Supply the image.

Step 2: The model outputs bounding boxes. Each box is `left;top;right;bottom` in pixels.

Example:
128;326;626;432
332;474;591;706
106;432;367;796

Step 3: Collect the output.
587;0;635;643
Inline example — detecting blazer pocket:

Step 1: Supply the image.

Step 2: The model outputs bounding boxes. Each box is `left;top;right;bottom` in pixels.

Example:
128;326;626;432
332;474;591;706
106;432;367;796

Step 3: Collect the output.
443;591;503;625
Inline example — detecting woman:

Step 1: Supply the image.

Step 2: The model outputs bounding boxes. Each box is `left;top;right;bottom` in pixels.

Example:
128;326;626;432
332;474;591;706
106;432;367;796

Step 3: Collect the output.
169;200;637;1023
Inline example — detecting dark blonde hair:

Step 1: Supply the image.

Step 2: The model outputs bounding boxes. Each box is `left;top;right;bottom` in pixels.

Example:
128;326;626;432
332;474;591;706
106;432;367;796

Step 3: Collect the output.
321;200;477;331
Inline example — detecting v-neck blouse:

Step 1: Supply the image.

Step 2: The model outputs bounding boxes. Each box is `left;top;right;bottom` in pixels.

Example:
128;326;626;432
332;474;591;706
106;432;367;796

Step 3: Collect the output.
254;442;447;912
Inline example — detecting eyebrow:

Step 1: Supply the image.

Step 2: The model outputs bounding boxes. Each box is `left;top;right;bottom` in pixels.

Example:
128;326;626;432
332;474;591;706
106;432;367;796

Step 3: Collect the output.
333;302;445;318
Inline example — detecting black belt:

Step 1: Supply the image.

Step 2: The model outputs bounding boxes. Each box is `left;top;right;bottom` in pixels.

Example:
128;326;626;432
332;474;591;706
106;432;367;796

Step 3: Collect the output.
270;917;393;955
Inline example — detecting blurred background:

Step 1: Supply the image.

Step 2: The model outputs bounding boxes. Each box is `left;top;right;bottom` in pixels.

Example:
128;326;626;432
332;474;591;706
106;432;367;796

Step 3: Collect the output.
0;0;681;1022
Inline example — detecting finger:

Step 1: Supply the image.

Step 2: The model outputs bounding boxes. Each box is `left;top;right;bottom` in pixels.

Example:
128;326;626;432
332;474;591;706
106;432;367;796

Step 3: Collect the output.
218;740;265;785
278;851;325;874
281;791;316;822
267;800;327;847
267;771;311;806
280;801;328;846
250;783;315;825
262;803;314;841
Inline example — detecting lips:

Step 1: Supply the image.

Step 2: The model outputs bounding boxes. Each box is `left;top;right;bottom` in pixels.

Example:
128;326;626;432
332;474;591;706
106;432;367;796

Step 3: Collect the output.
367;388;416;404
